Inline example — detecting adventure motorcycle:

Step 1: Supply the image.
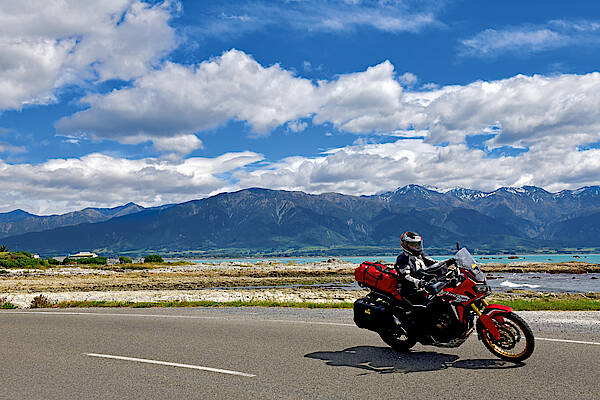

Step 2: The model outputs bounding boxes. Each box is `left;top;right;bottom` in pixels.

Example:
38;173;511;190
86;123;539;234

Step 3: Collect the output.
353;247;535;362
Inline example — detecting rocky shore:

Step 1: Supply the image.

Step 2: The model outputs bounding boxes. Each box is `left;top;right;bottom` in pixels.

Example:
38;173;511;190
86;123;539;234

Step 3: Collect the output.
1;259;598;308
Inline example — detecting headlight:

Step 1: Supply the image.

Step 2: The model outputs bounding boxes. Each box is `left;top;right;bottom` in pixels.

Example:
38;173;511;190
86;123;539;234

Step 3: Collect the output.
473;283;489;294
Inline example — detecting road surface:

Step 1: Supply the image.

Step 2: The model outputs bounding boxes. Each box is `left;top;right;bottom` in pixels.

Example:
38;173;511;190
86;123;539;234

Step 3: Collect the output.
1;308;598;399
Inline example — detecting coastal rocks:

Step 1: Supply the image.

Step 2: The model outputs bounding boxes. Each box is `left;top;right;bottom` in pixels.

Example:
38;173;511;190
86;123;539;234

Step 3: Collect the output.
2;288;370;309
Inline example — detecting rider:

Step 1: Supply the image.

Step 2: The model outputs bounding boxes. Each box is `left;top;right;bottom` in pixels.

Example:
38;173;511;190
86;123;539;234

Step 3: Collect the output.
394;231;438;299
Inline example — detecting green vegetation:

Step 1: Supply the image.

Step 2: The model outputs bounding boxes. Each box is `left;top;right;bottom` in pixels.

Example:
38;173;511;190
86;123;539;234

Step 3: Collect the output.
20;296;599;311
119;256;132;264
0;297;17;309
35;300;356;309
0;251;48;269
62;256;107;265
30;294;52;308
0;245;7;252
46;257;60;265
496;297;600;311
144;254;164;263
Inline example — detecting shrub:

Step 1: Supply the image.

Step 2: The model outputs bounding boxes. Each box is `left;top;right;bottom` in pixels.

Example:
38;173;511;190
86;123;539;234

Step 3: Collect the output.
0;297;17;309
119;256;132;264
63;257;106;265
144;254;164;263
30;294;53;308
0;251;47;269
75;257;107;265
46;257;60;265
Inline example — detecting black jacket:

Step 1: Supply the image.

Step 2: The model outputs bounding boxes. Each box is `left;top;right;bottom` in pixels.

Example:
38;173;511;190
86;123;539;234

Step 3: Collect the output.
394;251;437;288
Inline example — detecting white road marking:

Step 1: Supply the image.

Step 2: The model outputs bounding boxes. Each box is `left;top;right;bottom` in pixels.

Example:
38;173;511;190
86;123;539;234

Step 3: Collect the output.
537;337;600;346
86;353;255;377
7;311;600;346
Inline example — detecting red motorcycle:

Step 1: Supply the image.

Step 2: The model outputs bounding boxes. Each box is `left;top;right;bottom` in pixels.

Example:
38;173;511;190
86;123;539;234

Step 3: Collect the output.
354;247;535;362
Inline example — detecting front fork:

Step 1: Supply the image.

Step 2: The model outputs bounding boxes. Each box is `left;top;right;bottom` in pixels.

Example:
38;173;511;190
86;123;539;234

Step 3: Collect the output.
471;299;504;341
470;299;489;316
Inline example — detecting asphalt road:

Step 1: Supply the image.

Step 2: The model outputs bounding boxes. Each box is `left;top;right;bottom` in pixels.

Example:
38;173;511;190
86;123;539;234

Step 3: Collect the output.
1;308;598;400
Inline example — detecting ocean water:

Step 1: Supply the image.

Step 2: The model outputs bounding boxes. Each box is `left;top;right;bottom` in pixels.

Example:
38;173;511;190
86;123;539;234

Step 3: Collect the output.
188;253;600;265
184;254;600;293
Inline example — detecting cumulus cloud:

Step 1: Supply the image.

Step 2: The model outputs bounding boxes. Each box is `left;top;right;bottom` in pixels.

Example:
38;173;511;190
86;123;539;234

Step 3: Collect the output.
0;0;177;111
0;151;263;214
232;139;600;195
57;49;600;154
460;19;600;57
56;50;318;141
4;136;600;214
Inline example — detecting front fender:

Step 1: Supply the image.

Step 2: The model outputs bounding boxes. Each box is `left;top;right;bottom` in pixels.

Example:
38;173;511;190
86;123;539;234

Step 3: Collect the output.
478;304;513;341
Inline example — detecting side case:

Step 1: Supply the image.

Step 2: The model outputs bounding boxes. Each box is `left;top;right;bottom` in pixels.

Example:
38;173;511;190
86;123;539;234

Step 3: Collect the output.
353;296;392;331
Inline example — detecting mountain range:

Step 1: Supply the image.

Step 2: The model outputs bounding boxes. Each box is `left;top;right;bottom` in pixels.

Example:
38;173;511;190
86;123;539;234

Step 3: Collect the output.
1;185;600;256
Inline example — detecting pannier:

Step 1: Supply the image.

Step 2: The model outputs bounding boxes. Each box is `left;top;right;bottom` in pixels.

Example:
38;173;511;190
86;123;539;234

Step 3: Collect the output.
353;296;392;331
354;261;402;300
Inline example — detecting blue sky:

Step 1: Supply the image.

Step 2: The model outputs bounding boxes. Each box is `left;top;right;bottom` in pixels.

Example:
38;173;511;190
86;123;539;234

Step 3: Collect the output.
2;0;600;214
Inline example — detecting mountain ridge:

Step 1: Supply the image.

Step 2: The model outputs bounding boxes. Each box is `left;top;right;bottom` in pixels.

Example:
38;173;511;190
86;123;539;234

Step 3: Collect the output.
2;185;599;256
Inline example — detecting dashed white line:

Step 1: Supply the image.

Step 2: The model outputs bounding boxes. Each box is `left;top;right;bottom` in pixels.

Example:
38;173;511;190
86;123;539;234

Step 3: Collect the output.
86;353;255;377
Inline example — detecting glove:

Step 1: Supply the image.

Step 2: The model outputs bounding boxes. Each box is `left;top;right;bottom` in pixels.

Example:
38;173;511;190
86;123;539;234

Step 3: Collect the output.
425;282;437;294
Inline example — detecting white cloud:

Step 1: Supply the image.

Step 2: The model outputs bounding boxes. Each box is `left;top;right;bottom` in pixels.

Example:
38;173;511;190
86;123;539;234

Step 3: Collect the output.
0;0;177;111
56;50;318;142
286;121;308;133
3;136;600;214
196;0;442;37
56;50;600;155
152;134;203;155
0;142;26;154
0;151;263;214
232;139;600;195
460;28;566;56
460;19;600;57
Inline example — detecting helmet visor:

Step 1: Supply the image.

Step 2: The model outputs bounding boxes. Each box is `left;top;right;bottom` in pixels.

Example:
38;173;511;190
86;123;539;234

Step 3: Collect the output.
405;240;423;253
402;233;423;253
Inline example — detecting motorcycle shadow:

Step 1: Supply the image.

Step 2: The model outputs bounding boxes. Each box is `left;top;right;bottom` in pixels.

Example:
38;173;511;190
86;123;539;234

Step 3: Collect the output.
305;346;524;374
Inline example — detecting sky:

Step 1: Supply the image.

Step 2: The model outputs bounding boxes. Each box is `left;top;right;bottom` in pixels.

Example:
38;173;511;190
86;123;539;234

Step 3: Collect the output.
2;0;600;214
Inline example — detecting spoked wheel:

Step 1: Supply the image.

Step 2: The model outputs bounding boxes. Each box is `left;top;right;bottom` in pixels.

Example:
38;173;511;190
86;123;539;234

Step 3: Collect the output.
478;312;535;362
378;325;417;352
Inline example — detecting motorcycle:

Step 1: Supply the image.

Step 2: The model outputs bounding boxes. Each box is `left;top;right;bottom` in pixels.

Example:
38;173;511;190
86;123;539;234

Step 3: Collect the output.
353;247;535;362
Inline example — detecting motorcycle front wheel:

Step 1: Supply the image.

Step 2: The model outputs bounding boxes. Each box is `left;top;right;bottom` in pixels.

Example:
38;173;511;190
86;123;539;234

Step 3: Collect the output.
478;312;535;362
378;327;417;352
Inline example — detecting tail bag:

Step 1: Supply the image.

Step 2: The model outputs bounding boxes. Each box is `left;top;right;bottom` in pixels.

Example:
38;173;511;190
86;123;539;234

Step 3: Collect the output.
354;261;402;300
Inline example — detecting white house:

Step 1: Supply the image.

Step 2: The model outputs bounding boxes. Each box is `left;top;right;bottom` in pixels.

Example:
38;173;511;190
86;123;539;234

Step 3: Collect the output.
69;251;98;259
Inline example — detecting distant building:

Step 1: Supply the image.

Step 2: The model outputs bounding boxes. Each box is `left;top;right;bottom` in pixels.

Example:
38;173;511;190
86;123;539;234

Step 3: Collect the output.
32;254;40;259
69;251;98;259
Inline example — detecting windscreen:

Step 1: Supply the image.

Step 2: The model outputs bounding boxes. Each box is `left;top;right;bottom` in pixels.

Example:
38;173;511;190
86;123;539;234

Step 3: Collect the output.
455;248;486;282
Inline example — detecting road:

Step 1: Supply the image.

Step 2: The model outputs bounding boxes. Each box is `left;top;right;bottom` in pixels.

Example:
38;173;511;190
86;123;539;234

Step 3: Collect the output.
1;308;599;399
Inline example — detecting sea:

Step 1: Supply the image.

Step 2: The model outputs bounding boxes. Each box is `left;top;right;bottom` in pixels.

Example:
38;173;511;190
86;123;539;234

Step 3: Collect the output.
187;253;600;266
185;254;600;293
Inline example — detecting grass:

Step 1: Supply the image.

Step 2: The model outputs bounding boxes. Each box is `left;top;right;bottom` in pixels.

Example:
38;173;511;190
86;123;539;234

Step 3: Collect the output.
40;300;356;309
14;297;599;311
495;297;600;311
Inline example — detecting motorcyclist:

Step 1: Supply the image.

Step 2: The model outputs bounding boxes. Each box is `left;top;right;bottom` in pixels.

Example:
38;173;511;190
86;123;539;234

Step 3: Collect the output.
394;231;439;300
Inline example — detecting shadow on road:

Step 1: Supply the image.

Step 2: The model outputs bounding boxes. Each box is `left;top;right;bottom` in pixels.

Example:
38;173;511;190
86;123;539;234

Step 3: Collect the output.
305;346;524;374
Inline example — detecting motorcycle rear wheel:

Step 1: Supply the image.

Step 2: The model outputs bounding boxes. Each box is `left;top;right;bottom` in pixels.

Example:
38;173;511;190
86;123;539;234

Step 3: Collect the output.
379;328;417;352
478;312;535;362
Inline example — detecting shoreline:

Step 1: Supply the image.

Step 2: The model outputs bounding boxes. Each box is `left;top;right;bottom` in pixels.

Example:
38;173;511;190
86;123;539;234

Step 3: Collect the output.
1;259;598;309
